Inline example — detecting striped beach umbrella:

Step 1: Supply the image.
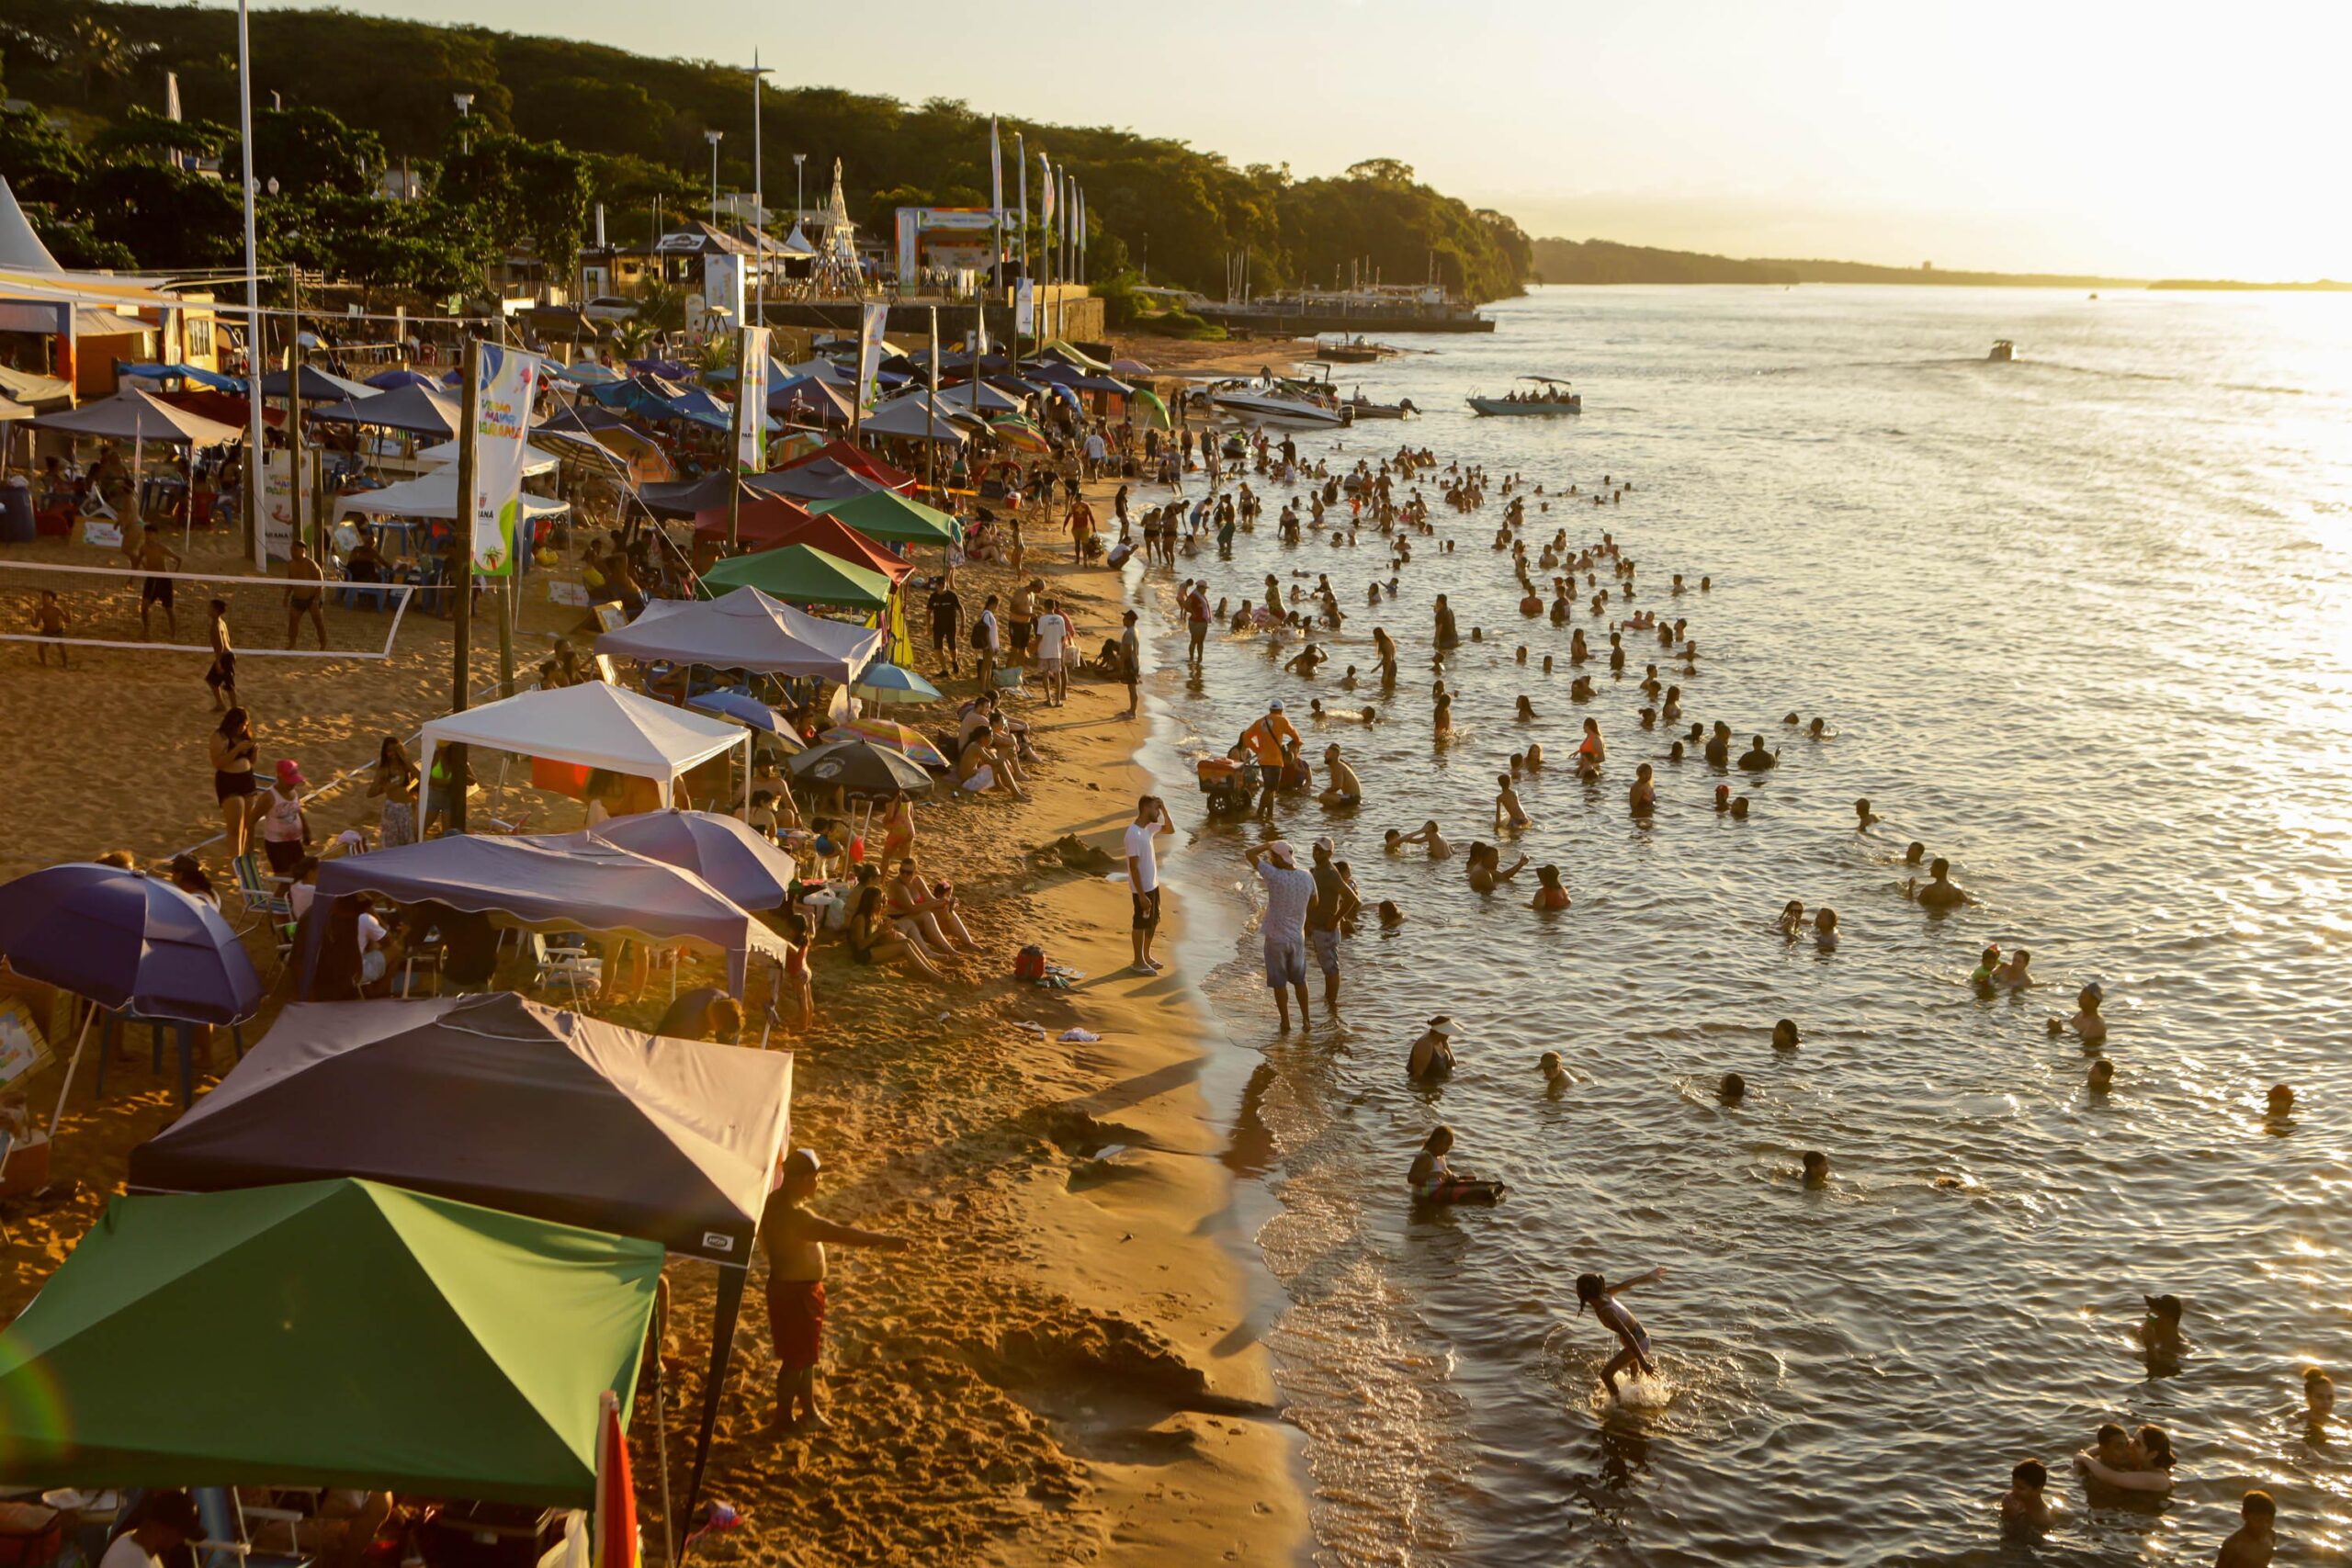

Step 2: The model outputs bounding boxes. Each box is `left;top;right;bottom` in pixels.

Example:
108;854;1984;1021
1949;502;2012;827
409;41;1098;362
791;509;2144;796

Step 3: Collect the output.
821;717;950;771
989;414;1051;454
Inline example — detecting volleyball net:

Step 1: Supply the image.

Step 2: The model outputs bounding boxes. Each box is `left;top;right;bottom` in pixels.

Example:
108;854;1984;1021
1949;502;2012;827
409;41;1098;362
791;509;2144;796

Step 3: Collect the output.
0;558;419;660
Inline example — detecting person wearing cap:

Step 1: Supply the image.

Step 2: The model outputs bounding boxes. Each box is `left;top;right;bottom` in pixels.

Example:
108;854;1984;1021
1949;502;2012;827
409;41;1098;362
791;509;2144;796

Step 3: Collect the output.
1305;838;1355;1009
1125;795;1172;973
1239;702;1302;820
257;759;311;875
759;1147;910;1435
1245;840;1316;1031
1407;1016;1456;1082
100;1491;201;1568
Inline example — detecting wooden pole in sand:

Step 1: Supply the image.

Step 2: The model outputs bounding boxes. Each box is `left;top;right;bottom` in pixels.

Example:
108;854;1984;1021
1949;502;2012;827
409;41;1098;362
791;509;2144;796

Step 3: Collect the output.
448;335;479;834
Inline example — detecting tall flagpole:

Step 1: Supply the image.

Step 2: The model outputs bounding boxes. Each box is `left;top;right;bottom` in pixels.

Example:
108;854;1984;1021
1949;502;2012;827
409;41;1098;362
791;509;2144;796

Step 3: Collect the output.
989;117;1003;355
236;0;265;567
750;51;767;330
1016;132;1028;345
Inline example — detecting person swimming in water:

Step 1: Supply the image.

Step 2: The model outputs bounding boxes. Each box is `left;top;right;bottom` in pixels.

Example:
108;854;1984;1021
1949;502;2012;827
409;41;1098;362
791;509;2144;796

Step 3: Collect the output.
1737;735;1778;772
1718;1071;1747;1104
1911;856;1969;909
1813;908;1839;950
1775;899;1806;937
1407;1016;1457;1081
1629;761;1657;816
2047;983;2106;1044
2140;1292;2185;1362
1801;1150;1830;1188
1855;798;1879;829
2088;1058;2116;1093
1576;1266;1667;1401
1397;819;1452;859
1996;948;2033;987
1531;863;1571;910
1772;1018;1801;1051
2000;1459;2056;1539
2266;1083;2295;1121
2306;1367;2335;1430
1539;1051;1569;1094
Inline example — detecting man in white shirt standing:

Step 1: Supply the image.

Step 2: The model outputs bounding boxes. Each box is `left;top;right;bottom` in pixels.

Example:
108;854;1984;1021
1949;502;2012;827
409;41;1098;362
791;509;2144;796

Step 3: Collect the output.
1083;427;1108;479
1124;794;1171;973
1034;596;1072;707
1245;839;1316;1032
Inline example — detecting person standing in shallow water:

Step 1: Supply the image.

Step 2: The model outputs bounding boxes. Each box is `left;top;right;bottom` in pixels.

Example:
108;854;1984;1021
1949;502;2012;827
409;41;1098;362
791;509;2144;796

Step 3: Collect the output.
1576;1267;1667;1401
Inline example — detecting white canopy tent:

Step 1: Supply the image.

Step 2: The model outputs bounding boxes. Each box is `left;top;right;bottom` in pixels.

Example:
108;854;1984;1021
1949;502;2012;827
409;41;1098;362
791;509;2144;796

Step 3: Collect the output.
413;437;563;477
32;388;243;547
331;468;571;525
418;682;752;815
862;392;975;444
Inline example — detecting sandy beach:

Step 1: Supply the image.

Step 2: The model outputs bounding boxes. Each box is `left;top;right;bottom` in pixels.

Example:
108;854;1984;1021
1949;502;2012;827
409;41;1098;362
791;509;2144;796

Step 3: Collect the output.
0;407;1308;1564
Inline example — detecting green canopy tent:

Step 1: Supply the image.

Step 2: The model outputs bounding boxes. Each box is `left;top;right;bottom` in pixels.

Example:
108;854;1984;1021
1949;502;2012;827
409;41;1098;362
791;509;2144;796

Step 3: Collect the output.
699;543;893;611
0;1179;662;1506
805;489;960;547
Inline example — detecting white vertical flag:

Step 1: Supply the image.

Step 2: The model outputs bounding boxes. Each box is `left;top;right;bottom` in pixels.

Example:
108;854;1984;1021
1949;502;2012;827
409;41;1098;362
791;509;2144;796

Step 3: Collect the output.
1038;152;1055;230
855;301;890;408
737;324;770;471
989;118;1003;219
469;341;543;577
1015;131;1028;275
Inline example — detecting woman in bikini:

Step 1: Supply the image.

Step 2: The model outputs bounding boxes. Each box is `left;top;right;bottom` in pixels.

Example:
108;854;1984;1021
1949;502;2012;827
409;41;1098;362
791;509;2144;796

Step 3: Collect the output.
209;706;260;862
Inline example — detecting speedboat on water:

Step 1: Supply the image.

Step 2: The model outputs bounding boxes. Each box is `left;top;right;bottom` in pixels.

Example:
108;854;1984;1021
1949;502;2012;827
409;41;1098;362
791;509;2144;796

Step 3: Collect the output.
1987;339;2016;362
1204;378;1351;429
1468;375;1581;415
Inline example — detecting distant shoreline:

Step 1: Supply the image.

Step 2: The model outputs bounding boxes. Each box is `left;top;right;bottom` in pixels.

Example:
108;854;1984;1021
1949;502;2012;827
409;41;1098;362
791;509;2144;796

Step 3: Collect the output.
1528;237;2347;292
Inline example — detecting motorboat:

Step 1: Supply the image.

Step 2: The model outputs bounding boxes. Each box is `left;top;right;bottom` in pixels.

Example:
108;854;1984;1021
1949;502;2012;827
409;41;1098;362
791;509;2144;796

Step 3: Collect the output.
1468;375;1581;415
1344;391;1418;420
1987;339;2015;362
1204;378;1350;429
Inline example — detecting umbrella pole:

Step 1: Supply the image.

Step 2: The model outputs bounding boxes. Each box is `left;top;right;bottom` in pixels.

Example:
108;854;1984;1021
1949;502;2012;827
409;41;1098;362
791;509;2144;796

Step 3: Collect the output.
45;1005;96;1142
653;1276;678;1566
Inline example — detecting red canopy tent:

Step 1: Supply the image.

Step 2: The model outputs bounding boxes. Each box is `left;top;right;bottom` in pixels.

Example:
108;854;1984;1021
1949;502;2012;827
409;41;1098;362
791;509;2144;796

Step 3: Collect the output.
694;504;913;581
779;438;916;493
156;389;283;429
690;494;816;550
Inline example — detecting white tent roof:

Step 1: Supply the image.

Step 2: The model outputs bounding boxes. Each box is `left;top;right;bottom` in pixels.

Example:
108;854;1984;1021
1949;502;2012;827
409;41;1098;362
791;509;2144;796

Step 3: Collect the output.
778;224;819;258
421;682;747;784
595;588;884;681
32;387;242;445
415;437;563;477
332;468;571;523
861;391;974;444
780;356;854;386
0;178;62;273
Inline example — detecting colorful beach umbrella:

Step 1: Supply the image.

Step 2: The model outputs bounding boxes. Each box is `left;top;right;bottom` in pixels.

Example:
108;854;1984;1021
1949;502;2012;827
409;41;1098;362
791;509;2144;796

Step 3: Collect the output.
850;662;944;705
989;414;1051;453
821;718;949;771
787;739;934;796
1132;388;1173;430
685;689;805;747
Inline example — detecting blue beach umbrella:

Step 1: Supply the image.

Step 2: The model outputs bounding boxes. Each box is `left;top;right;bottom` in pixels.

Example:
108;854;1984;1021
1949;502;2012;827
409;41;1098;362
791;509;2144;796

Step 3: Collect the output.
686;689;805;748
850;662;944;705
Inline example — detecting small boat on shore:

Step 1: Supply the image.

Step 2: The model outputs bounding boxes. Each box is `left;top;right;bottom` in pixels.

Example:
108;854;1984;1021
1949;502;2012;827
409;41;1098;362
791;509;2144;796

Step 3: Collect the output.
1987;339;2016;362
1469;375;1581;415
1317;334;1392;364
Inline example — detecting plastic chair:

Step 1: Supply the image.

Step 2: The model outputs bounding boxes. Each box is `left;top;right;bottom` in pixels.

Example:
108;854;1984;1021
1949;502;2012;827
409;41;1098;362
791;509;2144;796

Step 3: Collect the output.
526;931;603;1005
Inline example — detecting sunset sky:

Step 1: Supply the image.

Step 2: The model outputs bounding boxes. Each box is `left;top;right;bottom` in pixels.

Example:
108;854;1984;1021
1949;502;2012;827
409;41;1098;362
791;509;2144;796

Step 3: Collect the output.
243;0;2346;280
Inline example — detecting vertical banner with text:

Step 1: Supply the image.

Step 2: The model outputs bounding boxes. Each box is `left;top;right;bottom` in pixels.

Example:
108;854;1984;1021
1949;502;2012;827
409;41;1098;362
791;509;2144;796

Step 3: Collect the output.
737;325;771;472
854;302;891;410
469;342;542;577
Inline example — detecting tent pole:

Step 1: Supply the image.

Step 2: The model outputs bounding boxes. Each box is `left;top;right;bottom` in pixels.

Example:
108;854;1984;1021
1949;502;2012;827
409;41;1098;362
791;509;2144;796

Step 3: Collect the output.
449;337;480;834
679;1262;748;1556
46;1006;96;1141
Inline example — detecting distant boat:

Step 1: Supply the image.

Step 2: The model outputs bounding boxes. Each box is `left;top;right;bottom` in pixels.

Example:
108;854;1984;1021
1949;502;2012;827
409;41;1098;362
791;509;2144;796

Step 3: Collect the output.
1469;375;1581;415
1987;340;2016;362
2087;292;2098;300
1345;392;1418;420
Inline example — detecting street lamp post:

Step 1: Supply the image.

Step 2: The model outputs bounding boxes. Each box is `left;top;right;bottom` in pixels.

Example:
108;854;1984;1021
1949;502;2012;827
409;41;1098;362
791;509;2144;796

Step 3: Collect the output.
452;91;473;155
794;152;807;231
748;55;773;328
705;130;724;227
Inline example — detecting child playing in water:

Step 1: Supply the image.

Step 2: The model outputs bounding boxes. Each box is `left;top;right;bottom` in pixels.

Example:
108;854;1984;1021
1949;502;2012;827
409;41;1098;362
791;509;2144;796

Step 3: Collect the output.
1576;1266;1666;1401
1494;774;1530;831
2000;1459;2054;1537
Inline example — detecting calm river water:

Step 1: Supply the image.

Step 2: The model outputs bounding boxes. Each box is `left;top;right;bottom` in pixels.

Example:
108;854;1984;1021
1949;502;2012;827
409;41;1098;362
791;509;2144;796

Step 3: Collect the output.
1127;285;2352;1566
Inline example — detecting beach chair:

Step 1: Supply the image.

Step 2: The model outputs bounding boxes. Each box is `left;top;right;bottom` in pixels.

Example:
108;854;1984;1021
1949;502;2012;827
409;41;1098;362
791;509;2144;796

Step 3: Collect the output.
527;931;603;1005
